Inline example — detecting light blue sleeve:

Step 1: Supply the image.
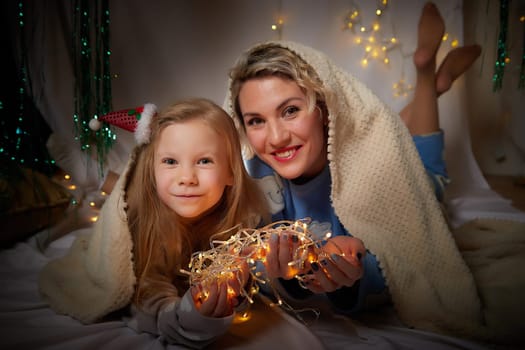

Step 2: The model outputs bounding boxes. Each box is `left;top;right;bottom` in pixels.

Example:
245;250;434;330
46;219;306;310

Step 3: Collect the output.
413;131;450;201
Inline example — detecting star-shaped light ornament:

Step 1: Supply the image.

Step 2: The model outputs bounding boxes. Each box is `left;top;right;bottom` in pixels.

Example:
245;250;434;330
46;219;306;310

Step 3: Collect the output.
344;0;397;67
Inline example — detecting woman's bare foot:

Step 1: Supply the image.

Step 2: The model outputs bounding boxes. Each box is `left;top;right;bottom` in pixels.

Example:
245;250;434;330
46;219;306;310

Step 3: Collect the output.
413;2;445;71
435;45;482;95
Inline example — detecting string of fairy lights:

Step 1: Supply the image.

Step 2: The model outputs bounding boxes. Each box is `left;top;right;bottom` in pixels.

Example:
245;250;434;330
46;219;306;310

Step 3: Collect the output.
181;218;332;323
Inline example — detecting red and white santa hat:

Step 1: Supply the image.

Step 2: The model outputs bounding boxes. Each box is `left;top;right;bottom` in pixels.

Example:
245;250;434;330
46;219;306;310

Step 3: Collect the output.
89;103;157;145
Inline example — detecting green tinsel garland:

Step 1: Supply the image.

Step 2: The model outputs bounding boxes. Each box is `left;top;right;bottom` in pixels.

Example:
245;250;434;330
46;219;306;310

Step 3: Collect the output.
0;1;56;175
72;0;114;176
493;0;509;91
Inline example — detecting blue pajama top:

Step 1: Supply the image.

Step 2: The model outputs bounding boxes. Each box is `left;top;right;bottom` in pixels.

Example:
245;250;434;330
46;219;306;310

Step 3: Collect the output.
246;131;449;313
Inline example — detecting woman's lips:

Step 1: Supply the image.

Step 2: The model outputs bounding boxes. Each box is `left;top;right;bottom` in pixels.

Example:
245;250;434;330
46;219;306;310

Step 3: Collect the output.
272;146;300;162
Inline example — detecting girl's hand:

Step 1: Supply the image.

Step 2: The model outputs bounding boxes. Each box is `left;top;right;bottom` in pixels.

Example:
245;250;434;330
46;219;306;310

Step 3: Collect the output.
264;231;309;280
191;281;232;317
191;260;251;317
303;236;366;293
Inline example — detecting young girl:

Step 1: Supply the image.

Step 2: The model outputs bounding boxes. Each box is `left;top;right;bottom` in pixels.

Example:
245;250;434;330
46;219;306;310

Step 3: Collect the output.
39;98;268;348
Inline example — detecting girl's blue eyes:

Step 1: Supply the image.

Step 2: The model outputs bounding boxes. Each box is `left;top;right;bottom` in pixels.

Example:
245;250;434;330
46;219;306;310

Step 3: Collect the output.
161;158;213;165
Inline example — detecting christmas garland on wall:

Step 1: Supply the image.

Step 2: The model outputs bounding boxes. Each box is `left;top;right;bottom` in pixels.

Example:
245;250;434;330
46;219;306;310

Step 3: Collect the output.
492;0;525;91
0;1;55;175
71;0;114;175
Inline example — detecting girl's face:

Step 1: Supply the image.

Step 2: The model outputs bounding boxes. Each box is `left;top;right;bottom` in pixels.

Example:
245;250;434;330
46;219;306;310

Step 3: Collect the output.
238;76;327;180
154;120;233;219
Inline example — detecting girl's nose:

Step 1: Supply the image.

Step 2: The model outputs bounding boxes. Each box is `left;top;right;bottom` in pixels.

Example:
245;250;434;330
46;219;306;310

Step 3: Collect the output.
178;166;197;185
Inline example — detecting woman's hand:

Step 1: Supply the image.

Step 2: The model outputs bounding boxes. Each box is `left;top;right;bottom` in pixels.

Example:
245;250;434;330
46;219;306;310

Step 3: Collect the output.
264;231;310;280
303;235;366;293
191;260;251;318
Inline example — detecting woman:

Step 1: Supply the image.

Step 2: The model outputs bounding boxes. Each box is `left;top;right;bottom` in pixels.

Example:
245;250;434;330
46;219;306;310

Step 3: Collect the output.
225;2;487;341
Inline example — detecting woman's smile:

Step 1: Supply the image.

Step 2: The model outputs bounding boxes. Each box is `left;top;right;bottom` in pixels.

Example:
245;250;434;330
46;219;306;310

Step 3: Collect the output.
272;145;302;162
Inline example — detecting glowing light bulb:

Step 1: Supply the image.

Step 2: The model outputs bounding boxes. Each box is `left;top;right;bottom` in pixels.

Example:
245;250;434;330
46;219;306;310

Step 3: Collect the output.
233;311;252;324
64;174;71;180
361;58;369;67
451;39;459;48
89;201;96;207
442;33;449;41
90;216;98;223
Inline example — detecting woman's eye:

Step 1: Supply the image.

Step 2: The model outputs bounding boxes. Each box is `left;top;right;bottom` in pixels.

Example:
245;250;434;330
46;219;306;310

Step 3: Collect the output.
245;117;264;127
283;105;299;117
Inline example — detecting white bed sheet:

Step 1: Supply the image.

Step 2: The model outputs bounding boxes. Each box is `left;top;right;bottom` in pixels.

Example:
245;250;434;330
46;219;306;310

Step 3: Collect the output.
0;229;492;350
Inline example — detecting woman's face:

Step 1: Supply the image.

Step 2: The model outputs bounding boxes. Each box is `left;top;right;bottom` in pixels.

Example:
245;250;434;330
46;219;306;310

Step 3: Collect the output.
238;76;327;180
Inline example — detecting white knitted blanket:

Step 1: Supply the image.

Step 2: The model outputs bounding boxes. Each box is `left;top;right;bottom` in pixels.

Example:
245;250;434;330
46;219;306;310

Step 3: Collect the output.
38;155;137;324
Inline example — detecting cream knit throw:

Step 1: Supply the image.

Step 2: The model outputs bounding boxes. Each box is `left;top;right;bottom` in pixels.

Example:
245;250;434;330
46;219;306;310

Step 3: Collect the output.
39;155;137;324
224;41;503;341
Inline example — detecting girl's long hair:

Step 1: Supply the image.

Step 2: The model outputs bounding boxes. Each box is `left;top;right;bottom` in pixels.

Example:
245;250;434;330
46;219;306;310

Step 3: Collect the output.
125;98;268;308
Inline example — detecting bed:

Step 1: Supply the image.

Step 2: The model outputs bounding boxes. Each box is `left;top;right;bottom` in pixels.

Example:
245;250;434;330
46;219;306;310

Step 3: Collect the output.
1;163;525;350
0;231;499;350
